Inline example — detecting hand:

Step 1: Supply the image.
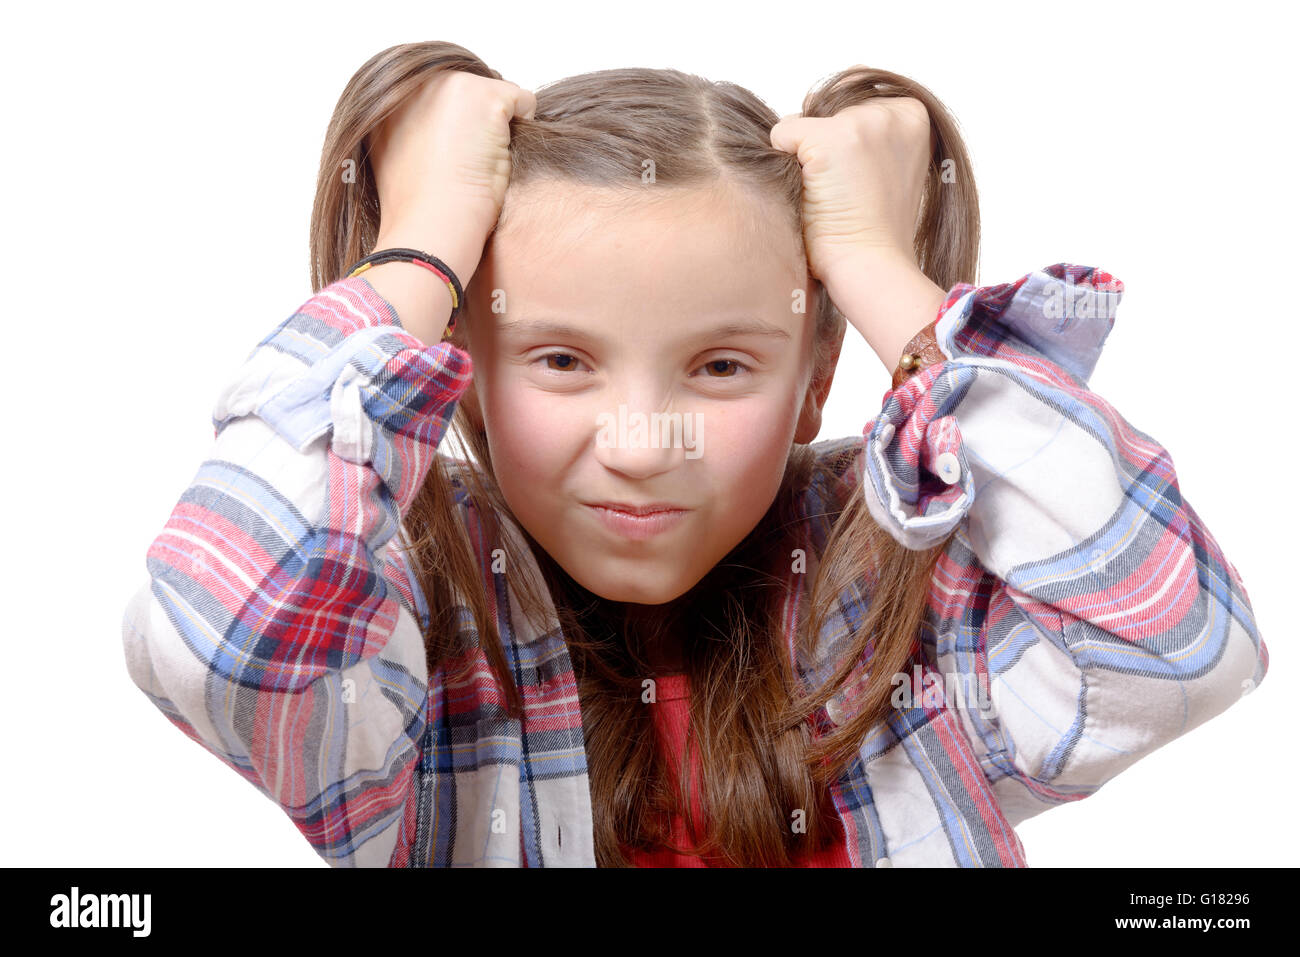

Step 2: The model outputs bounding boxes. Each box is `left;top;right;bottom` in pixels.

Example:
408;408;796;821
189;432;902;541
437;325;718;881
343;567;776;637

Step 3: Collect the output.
367;70;536;281
770;97;933;286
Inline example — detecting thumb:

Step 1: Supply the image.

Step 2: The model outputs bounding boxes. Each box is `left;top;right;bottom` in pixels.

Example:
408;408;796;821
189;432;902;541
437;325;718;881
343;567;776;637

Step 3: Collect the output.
769;112;809;154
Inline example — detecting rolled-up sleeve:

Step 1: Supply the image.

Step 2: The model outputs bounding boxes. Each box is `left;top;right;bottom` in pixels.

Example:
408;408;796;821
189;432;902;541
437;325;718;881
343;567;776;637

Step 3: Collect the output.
120;275;473;865
861;263;1268;826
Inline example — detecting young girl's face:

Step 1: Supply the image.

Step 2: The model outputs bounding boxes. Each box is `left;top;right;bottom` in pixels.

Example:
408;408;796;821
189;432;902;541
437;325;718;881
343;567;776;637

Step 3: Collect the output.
464;180;833;605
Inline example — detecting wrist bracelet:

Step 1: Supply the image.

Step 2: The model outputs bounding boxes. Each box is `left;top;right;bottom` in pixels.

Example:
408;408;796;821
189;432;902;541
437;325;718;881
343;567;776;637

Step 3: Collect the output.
890;319;946;390
346;247;465;340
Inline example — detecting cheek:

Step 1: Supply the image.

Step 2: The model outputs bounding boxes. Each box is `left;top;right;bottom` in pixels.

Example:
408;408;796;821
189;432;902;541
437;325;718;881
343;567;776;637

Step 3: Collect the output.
481;380;570;482
699;393;800;507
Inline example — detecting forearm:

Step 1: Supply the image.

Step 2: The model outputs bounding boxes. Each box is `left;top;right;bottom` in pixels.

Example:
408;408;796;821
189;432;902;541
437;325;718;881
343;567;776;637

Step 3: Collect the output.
819;248;949;370
363;225;484;347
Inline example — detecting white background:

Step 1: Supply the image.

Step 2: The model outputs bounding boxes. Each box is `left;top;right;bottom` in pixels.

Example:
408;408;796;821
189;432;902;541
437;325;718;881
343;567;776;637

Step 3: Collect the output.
1;0;1292;868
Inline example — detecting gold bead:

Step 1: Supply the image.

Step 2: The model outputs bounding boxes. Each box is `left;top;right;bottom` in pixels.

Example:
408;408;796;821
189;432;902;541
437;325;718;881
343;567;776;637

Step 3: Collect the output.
899;353;919;371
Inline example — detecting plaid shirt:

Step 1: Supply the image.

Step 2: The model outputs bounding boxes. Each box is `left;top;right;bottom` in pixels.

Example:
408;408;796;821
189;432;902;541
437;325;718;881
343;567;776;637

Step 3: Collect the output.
121;263;1268;867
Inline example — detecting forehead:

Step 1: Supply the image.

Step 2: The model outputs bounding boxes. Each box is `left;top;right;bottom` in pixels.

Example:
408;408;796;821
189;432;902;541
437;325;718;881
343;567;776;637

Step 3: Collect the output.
487;180;807;307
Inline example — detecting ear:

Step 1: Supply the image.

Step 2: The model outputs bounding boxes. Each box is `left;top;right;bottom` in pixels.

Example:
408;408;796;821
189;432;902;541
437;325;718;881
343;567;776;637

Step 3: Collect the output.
793;321;845;445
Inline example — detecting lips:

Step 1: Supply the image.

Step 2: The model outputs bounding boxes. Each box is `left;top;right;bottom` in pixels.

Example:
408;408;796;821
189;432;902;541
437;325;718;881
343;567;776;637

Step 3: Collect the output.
586;501;688;516
584;502;690;541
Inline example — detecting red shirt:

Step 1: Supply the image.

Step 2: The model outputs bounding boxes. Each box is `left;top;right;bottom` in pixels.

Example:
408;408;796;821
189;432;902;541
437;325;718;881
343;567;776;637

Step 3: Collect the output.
620;674;853;867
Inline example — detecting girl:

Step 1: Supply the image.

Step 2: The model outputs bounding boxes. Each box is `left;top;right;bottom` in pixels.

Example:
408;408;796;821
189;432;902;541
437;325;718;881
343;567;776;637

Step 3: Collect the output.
120;41;1268;867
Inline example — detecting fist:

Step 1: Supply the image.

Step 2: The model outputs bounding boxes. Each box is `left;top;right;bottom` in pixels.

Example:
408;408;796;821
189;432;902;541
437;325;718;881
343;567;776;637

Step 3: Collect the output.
367;70;537;248
770;97;933;283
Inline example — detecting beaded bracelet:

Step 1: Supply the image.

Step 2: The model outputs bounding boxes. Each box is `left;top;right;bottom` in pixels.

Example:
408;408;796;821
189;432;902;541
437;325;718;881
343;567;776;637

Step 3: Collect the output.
345;247;464;341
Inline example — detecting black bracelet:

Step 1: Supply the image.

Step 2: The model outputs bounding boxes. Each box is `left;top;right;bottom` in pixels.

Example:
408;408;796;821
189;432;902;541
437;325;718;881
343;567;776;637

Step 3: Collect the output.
345;247;465;334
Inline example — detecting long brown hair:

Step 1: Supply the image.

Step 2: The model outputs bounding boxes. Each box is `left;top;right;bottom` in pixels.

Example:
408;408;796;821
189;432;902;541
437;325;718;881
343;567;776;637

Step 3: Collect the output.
308;41;980;866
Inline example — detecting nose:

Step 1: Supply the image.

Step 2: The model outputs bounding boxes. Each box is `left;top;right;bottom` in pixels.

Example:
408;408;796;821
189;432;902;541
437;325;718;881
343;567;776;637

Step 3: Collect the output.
592;392;689;480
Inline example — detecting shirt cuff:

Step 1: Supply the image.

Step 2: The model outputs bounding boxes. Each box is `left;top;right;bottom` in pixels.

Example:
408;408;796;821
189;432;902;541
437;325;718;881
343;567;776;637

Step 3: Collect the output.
861;263;1124;549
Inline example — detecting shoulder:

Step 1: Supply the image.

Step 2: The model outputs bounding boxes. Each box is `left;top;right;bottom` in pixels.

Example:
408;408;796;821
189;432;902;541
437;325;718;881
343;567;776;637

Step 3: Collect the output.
806;435;866;508
809;435;866;480
794;436;867;550
442;453;487;516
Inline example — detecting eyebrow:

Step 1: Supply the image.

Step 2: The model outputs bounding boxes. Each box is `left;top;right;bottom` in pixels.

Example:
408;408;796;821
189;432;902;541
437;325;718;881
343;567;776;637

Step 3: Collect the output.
496;317;792;343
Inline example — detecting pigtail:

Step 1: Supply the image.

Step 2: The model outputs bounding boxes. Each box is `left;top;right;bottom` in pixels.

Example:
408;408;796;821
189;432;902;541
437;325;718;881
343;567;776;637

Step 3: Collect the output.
799;65;980;291
779;66;979;782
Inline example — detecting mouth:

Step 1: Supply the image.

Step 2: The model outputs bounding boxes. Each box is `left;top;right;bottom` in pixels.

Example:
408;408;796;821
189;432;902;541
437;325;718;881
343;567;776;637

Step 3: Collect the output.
584;503;690;540
585;501;688;516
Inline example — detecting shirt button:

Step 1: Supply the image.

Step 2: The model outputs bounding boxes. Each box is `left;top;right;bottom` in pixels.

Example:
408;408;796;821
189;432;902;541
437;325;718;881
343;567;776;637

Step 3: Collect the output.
876;856;893;868
933;451;961;485
825;695;846;726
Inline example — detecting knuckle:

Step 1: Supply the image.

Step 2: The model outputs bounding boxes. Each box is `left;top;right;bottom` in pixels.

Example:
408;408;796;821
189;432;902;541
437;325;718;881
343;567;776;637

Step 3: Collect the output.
897;97;930;125
851;104;890;133
442;70;471;91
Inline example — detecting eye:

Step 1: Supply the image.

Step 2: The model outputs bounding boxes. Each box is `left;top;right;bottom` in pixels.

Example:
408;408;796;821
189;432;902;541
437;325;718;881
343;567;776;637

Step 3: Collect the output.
535;352;589;374
531;353;752;379
693;358;750;379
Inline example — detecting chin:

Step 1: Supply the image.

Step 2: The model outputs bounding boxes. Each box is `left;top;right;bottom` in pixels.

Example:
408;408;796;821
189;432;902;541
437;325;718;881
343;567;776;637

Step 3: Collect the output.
575;567;696;606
